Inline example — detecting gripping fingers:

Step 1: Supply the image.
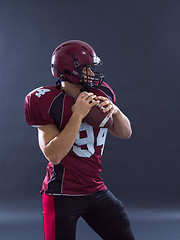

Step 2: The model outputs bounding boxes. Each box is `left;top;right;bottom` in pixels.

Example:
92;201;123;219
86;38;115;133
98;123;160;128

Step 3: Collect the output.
73;92;99;118
79;91;94;100
95;96;117;117
87;94;97;104
108;108;114;117
89;99;100;107
80;92;98;104
96;97;113;111
77;91;98;107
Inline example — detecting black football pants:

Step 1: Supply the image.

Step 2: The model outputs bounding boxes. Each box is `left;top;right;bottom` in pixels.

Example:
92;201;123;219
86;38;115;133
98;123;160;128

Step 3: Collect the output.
42;189;135;240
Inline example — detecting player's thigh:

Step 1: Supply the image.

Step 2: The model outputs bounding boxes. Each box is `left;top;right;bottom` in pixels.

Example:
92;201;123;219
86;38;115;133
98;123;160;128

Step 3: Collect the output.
42;194;83;240
82;190;135;240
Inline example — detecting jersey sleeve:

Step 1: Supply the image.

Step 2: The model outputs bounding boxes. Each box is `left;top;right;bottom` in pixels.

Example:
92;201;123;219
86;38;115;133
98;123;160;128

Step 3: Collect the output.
24;87;56;126
100;82;116;103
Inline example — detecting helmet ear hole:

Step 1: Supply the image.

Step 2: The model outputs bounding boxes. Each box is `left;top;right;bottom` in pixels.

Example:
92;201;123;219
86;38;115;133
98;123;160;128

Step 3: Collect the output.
64;69;71;75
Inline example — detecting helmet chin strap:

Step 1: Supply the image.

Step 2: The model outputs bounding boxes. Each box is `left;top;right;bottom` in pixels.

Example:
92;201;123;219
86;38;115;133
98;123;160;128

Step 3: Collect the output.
56;78;66;90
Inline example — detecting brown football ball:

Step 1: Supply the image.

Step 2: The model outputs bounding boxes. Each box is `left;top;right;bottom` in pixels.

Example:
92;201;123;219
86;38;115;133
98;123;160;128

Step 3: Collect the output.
83;101;113;128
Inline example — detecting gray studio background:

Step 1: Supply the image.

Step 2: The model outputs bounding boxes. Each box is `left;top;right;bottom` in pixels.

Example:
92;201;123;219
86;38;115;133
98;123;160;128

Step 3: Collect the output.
0;0;179;239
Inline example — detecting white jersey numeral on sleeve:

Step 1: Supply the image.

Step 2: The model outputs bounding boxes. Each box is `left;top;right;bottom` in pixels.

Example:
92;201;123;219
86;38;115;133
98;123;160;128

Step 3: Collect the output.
35;88;51;98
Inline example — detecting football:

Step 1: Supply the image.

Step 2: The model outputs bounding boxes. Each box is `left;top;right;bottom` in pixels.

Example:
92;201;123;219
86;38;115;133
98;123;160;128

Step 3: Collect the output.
83;100;113;128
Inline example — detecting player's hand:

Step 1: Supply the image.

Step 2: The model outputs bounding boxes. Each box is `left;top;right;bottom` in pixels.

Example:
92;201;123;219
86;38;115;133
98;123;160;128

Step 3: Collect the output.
72;91;99;119
95;96;118;117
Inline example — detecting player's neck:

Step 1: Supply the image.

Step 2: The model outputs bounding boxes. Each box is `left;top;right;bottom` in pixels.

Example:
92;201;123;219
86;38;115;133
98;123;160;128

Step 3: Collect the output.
61;81;82;99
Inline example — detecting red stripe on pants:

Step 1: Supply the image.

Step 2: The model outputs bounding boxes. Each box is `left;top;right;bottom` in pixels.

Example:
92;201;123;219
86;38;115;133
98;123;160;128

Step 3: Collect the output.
42;194;56;240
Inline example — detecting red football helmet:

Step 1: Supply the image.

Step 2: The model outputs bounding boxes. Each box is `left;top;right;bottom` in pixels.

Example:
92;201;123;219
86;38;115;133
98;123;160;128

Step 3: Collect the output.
51;40;104;90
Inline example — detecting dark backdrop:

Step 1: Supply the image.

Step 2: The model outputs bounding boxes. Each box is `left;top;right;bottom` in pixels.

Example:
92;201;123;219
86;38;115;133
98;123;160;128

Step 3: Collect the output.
0;0;179;213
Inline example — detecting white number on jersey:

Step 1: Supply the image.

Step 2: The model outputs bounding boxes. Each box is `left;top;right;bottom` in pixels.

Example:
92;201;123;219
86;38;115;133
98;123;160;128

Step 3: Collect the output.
35;88;51;98
73;122;107;158
97;128;108;156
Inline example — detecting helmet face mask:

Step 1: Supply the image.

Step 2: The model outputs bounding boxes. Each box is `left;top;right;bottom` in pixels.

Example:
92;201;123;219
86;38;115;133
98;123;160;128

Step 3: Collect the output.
77;64;104;90
51;40;104;91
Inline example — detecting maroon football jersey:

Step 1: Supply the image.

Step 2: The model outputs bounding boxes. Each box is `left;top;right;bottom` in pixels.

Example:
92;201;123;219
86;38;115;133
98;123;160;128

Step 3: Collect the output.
25;82;116;195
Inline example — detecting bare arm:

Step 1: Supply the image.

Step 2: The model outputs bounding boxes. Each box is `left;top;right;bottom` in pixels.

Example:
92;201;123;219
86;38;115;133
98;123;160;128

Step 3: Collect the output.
38;91;99;165
96;96;132;139
108;108;132;139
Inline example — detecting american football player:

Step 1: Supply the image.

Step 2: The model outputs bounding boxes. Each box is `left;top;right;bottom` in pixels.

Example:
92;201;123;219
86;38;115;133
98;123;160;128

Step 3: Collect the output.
24;40;134;240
